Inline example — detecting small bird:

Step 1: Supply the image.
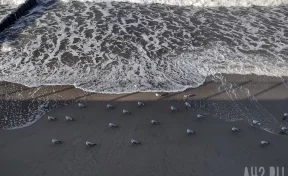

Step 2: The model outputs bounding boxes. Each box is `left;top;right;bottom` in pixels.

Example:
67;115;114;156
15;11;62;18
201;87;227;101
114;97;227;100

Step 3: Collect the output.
187;129;195;134
109;123;118;128
197;114;204;119
282;113;288;121
52;139;61;144
171;106;179;112
261;141;270;146
183;94;195;98
78;103;85;108
151;120;160;125
281;127;288;131
185;102;192;109
86;141;96;147
48;116;56;121
155;93;162;97
65;116;73;121
232;127;240;132
131;139;140;145
138;101;145;107
123;109;131;114
107;104;114;109
252;120;261;126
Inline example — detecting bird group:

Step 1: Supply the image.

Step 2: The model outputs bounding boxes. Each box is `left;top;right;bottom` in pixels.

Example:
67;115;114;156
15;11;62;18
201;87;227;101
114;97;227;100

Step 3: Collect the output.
48;101;287;147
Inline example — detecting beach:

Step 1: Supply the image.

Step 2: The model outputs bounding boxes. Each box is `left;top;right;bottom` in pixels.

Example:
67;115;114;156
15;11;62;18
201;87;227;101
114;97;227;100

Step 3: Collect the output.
0;74;288;176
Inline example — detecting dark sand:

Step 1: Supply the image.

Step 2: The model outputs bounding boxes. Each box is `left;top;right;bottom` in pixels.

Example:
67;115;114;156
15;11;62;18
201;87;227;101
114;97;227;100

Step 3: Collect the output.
0;74;288;176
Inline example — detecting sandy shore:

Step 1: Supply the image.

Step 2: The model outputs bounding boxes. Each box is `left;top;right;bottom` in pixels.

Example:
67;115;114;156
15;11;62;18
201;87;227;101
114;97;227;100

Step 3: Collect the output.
0;74;288;176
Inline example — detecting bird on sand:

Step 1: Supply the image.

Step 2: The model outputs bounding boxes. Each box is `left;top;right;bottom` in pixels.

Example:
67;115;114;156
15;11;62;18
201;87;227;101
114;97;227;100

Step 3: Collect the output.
187;129;196;135
52;139;61;144
109;123;118;128
65;116;73;121
197;114;205;119
155;93;162;97
261;141;270;146
232;127;240;132
78;103;85;108
123;109;131;114
138;101;145;107
151;120;160;125
171;106;179;112
48;116;56;121
183;94;195;98
107;104;114;109
86;141;96;147
131;139;140;145
252;120;261;126
282;113;288;121
185;102;192;109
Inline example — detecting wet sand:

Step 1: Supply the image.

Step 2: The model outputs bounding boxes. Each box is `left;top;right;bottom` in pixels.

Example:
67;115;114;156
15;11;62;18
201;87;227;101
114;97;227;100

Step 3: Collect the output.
0;74;288;176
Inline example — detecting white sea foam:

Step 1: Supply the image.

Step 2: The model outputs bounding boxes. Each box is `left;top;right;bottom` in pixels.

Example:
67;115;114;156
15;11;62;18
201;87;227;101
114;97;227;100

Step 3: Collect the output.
2;0;287;7
0;0;288;131
60;0;288;7
0;1;287;93
0;0;26;6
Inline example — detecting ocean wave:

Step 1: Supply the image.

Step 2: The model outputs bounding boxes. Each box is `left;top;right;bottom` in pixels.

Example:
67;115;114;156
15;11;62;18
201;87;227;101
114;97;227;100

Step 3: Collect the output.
1;0;288;7
0;1;288;93
0;0;26;6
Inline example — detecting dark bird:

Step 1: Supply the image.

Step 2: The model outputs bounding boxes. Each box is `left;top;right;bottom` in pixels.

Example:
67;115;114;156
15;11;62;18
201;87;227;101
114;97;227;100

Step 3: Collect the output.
138;101;145;107
261;141;269;146
109;123;118;128
187;129;196;135
52;139;61;144
86;141;96;147
151;120;160;125
78;103;85;108
252;120;261;126
65;116;73;121
123;109;131;114
131;139;140;145
171;106;179;112
185;102;192;109
232;127;240;132
107;104;114;109
48;116;56;121
282;113;288;121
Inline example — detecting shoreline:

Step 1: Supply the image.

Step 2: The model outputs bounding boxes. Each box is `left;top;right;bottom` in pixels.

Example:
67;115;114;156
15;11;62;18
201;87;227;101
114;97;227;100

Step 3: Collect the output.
0;73;288;175
0;73;288;132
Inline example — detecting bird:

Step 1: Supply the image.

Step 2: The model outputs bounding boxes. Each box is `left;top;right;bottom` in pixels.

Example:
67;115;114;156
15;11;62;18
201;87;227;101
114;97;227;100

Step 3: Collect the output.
232;127;240;132
109;123;118;128
65;116;73;121
86;141;96;147
123;109;131;114
138;101;145;107
282;113;288;121
107;104;114;109
197;114;204;119
151;120;160;125
183;94;195;98
261;141;270;146
185;102;192;109
187;129;196;135
131;139;140;145
171;106;179;112
252;120;261;126
48;116;56;121
155;93;162;97
281;127;288;131
78;103;85;108
52;139;61;144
